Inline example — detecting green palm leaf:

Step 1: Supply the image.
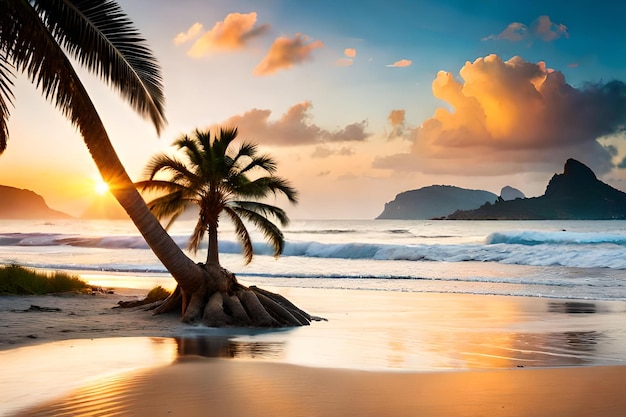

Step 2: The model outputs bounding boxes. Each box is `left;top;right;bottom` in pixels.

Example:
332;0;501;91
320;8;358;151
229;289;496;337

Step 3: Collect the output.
231;205;285;257
0;0;165;148
0;57;14;153
232;201;290;226
33;0;166;133
223;206;254;264
140;127;297;264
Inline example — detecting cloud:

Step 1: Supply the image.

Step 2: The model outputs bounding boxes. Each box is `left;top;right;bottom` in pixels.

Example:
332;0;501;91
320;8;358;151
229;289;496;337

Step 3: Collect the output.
387;109;406;139
178;12;269;57
173;22;203;45
335;58;354;67
216;101;369;146
483;16;568;43
253;34;324;76
374;54;626;176
532;15;569;42
311;146;355;158
335;48;357;67
387;59;412;68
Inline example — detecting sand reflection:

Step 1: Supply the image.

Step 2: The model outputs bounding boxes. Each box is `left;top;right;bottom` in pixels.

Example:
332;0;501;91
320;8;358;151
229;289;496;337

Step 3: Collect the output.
175;335;285;359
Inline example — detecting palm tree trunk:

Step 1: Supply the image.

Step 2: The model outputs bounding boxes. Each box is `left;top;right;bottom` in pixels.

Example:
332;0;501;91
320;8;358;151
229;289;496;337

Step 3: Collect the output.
74;95;205;293
91;132;206;292
207;222;220;265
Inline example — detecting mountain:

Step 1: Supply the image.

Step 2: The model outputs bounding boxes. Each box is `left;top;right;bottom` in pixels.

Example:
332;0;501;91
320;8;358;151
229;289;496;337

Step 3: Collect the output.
447;159;626;220
376;185;498;220
0;185;71;219
500;186;525;201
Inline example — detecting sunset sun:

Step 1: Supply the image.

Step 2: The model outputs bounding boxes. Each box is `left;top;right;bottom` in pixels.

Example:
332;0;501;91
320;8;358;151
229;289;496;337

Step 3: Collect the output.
94;179;110;195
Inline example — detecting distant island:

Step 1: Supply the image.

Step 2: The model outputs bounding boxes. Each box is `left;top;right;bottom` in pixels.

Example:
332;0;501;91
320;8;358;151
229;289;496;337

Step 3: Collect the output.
376;185;500;220
447;159;626;220
0;185;71;219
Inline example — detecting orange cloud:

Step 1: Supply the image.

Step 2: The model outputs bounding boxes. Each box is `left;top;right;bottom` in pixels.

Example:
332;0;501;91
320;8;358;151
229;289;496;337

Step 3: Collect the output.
173;22;203;45
254;34;324;76
375;54;626;176
335;58;354;67
387;59;412;68
183;12;269;57
483;15;568;43
335;48;357;67
215;101;369;146
387;109;406;139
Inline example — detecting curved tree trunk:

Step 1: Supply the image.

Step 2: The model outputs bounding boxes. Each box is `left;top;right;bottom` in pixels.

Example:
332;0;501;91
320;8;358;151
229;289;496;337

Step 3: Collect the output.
76;88;320;327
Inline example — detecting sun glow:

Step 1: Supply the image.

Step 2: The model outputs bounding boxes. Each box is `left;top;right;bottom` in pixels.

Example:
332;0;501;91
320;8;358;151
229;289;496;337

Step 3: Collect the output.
94;179;110;195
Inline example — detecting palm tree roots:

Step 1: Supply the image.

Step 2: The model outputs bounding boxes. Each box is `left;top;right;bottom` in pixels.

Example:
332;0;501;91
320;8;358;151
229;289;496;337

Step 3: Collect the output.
152;265;325;327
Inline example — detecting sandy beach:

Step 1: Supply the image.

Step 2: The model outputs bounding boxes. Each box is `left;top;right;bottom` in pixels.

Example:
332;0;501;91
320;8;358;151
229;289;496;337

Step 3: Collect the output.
2;282;626;416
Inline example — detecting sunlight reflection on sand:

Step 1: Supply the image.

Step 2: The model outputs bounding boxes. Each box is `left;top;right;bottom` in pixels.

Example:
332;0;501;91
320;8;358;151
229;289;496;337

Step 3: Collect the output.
0;338;177;415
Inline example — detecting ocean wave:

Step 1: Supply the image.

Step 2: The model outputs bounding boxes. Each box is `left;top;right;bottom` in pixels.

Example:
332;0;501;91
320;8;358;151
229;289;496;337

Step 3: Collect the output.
486;231;626;246
3;231;626;270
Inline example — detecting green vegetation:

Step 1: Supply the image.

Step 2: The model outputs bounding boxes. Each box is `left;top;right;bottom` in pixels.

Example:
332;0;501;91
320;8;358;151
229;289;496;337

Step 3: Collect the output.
144;285;171;303
137;127;298;266
0;264;88;295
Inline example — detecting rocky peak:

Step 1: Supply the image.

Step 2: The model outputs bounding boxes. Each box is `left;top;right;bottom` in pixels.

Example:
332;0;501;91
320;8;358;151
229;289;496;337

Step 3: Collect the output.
563;158;597;181
545;159;598;197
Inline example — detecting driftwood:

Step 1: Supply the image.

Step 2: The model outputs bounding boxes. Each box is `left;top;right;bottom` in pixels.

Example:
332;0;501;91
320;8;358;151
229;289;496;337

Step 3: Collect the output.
152;264;325;328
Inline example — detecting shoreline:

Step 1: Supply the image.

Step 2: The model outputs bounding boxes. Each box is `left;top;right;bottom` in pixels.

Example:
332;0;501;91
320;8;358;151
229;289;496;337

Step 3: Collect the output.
2;283;626;416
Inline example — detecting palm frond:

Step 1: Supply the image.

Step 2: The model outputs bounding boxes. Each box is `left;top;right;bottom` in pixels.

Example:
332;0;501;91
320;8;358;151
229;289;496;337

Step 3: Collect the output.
217;127;238;151
175;133;205;173
231;201;290;226
236;176;299;203
33;0;166;133
238;153;278;175
1;0;125;151
0;55;15;154
145;191;192;221
223;206;254;264
231;206;285;257
136;179;187;194
187;217;207;254
143;154;200;186
230;142;258;168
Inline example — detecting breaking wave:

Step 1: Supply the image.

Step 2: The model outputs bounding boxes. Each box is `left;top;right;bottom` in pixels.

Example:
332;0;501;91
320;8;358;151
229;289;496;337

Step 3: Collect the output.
2;230;626;270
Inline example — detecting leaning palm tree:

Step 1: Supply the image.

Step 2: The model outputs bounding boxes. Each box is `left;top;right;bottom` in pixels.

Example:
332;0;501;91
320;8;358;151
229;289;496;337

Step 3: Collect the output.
137;128;320;326
0;0;316;327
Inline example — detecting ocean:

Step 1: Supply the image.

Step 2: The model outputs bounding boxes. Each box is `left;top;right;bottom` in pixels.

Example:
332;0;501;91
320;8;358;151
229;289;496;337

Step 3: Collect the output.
1;218;625;301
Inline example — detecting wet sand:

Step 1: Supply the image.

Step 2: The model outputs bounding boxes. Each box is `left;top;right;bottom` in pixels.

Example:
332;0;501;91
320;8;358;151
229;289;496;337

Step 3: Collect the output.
12;359;626;417
2;284;626;416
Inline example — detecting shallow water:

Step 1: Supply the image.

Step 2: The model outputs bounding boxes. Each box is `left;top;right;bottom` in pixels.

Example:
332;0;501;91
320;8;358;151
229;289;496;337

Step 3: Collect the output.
2;289;626;416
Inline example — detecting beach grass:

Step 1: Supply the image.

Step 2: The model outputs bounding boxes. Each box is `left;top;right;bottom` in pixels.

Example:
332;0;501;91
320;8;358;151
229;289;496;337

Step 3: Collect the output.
144;285;171;303
0;264;89;295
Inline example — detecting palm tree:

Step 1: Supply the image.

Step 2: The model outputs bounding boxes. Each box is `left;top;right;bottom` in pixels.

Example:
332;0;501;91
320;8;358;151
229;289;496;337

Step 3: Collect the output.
137;127;298;267
0;0;315;327
136;127;320;327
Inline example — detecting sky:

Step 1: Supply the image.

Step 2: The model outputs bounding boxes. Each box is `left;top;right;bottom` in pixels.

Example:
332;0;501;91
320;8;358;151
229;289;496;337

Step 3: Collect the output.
2;0;626;219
